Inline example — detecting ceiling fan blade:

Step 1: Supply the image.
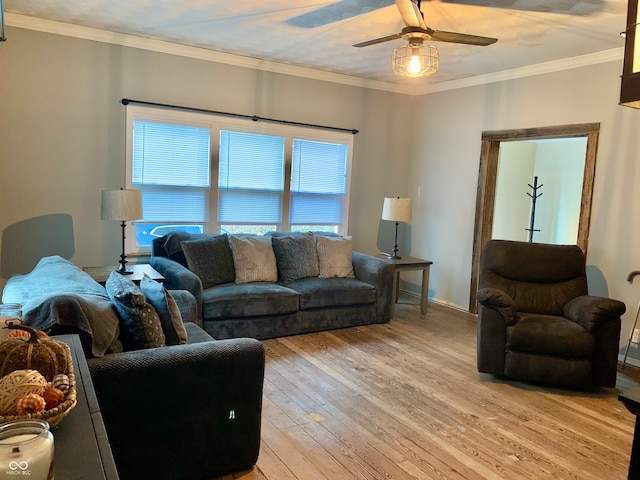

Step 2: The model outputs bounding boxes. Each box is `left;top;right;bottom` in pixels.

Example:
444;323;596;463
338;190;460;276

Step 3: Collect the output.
432;0;605;15
287;0;394;28
353;33;403;48
430;30;497;46
395;0;426;28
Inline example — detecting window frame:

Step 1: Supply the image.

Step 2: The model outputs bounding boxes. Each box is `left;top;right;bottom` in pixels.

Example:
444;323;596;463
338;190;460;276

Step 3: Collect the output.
125;105;353;254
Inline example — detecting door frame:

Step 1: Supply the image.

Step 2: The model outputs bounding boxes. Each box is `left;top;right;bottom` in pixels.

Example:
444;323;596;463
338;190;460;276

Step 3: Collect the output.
468;122;600;313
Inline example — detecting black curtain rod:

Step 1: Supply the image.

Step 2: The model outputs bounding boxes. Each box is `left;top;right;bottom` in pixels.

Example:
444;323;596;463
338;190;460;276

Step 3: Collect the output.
121;98;359;135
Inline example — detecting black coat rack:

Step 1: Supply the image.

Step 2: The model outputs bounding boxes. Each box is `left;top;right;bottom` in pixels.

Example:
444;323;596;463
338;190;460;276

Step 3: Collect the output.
526;176;543;242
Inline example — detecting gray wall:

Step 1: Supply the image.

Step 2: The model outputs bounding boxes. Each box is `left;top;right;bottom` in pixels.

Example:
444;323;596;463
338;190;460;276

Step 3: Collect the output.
410;60;640;358
0;26;413;288
492;140;586;244
493;141;536;242
533;140;586;245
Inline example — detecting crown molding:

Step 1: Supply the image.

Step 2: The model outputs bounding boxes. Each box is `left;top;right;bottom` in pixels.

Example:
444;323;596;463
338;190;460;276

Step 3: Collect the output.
416;47;624;95
5;13;415;95
6;13;625;97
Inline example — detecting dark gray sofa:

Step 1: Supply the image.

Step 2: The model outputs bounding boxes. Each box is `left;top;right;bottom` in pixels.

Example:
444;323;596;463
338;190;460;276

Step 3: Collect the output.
1;256;265;480
150;232;394;340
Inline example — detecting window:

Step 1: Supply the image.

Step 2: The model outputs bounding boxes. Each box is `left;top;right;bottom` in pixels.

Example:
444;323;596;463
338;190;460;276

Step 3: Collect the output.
290;139;348;232
126;106;352;253
130;119;210;249
218;130;285;233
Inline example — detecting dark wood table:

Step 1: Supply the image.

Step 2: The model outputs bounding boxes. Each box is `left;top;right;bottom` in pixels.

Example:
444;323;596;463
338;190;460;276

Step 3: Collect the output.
619;389;640;479
377;254;433;316
52;335;119;479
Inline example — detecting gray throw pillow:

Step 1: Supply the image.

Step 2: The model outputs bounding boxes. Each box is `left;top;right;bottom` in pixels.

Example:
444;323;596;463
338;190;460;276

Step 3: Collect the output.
163;231;196;257
229;235;278;283
105;271;165;351
271;232;320;282
181;234;235;288
316;235;355;278
140;277;188;346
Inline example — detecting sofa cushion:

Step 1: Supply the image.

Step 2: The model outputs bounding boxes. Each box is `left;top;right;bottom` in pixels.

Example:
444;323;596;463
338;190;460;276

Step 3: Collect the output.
271;232;319;282
140;277;188;346
316;235;355;279
182;234;235;288
106;272;165;351
504;351;592;387
162;231;195;267
507;313;595;358
202;283;299;319
229;235;278;283
286;277;376;310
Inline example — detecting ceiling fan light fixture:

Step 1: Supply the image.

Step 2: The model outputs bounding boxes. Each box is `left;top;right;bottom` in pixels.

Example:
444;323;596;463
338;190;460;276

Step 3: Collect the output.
392;41;439;78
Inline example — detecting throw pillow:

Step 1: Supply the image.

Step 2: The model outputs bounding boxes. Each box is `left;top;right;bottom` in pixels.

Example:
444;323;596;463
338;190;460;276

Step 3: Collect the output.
316;236;355;279
229;235;278;283
181;234;235;288
271;232;320;282
105;271;165;351
163;231;196;257
140;276;188;346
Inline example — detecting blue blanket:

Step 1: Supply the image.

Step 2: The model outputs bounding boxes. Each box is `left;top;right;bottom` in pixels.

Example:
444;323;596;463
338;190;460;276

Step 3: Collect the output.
1;256;120;357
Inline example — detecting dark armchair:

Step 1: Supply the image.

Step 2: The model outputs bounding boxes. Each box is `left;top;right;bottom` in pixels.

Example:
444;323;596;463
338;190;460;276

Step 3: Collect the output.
476;239;625;388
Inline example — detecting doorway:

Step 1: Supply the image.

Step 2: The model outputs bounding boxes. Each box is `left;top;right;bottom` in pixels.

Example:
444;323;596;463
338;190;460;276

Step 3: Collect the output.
468;123;599;313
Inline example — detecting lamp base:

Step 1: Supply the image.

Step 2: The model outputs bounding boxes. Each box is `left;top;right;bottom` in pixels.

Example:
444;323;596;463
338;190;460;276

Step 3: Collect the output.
116;220;134;275
116;250;133;275
387;242;402;260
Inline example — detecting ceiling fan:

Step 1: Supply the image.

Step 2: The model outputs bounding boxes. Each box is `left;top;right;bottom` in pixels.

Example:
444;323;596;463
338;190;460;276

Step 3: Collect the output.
286;0;605;29
352;0;496;77
353;0;498;49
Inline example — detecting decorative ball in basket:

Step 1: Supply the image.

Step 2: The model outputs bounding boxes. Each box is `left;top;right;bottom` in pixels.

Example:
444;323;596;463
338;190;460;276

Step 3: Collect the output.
0;325;76;427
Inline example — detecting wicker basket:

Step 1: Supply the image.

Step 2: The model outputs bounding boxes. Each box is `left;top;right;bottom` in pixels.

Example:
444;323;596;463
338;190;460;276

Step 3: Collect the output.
0;339;77;428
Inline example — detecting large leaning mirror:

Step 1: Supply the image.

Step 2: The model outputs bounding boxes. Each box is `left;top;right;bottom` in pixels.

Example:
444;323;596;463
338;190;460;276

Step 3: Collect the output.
469;123;599;313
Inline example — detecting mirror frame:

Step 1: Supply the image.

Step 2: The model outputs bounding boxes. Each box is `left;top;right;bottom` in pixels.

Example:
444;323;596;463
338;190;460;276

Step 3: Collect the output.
468;122;600;313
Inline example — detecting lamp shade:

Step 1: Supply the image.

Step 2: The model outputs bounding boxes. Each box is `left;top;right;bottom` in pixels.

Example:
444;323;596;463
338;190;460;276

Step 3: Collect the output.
101;189;142;221
382;197;412;223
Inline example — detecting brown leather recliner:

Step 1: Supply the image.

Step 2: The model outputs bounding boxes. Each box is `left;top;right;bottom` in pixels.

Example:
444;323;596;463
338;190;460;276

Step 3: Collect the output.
476;239;625;388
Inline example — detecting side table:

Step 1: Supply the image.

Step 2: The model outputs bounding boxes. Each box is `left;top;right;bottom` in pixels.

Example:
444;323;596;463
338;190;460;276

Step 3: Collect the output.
83;264;165;286
378;254;433;316
619;389;640;479
52;334;119;479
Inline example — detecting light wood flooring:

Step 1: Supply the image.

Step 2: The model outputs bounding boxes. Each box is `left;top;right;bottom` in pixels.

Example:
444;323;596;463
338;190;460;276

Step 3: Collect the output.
219;298;640;480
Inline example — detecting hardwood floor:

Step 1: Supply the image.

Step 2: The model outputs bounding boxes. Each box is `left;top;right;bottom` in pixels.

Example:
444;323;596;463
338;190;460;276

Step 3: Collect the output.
220;299;640;480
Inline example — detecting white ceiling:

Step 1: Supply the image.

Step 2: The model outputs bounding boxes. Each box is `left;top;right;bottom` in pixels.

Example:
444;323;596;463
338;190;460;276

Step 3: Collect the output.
2;0;629;88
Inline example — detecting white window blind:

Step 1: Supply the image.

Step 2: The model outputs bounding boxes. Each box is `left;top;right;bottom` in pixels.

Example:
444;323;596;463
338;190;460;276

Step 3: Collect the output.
290;139;348;225
218;130;284;224
127;106;353;253
132;120;210;223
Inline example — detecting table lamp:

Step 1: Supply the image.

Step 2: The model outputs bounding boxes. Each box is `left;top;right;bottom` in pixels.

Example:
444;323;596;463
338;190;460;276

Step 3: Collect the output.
101;188;142;274
381;197;412;259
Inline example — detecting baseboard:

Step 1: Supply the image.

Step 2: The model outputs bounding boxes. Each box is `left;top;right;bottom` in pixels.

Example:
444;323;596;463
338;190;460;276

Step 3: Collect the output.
620;353;640;369
398;289;472;315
